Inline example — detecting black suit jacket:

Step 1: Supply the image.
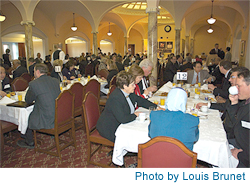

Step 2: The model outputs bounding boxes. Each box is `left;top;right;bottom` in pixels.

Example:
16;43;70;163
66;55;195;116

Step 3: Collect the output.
13;66;28;79
116;62;124;72
163;61;177;82
29;63;36;77
25;75;61;130
137;76;150;95
96;88;157;142
1;76;11;93
213;71;231;99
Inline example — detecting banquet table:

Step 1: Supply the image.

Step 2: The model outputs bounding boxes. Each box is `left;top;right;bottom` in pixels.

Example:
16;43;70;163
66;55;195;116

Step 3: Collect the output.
112;82;239;168
0;76;108;134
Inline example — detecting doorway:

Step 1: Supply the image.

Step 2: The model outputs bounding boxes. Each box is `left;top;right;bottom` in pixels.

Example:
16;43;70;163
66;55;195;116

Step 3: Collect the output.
128;44;135;56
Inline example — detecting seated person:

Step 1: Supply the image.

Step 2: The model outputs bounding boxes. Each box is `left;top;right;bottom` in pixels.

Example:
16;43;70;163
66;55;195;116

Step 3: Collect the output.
149;87;199;151
97;71;162;142
0;66;11;97
128;64;149;98
12;59;28;79
186;61;215;85
62;60;81;80
104;59;118;89
28;57;36;77
50;59;64;82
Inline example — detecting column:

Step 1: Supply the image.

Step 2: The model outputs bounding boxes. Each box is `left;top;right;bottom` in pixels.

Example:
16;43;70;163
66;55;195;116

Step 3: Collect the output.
146;7;158;86
174;28;181;56
21;21;35;67
185;35;190;57
124;36;128;56
190;38;194;57
92;31;98;55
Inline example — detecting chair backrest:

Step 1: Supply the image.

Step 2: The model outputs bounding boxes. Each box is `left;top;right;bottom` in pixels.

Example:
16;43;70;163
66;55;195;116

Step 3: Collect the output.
95;63;100;76
107;85;116;98
11;77;29;91
110;75;116;86
20;73;32;83
69;82;84;110
138;136;197;168
54;90;74;128
98;69;109;79
84;79;100;101
82;91;100;133
85;63;94;77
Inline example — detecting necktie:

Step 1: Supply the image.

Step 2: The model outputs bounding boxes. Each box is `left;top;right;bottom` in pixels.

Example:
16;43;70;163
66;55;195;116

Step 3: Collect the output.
196;74;199;84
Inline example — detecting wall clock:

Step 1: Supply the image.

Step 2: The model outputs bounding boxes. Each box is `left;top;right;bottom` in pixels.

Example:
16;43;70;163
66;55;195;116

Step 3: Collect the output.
164;25;171;33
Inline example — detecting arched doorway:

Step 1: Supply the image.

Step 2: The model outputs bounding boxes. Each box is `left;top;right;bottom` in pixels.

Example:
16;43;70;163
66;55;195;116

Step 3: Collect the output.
100;39;113;54
65;37;87;57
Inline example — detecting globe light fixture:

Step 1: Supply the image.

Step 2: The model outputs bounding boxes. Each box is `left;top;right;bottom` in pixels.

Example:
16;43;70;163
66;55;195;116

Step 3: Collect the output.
0;10;6;22
107;22;112;36
207;0;216;25
71;13;77;31
207;26;214;33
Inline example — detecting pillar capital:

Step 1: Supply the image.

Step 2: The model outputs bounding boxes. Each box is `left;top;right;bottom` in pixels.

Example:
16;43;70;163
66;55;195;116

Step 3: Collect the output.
175;28;182;31
21;21;35;26
146;7;159;14
91;31;99;34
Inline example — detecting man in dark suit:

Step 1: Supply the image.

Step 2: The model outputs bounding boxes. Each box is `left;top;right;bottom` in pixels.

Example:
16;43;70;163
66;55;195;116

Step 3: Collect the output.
0;66;11;97
174;55;183;71
208;60;232;99
28;57;36;77
12;59;28;79
17;63;61;148
209;43;224;59
163;56;177;83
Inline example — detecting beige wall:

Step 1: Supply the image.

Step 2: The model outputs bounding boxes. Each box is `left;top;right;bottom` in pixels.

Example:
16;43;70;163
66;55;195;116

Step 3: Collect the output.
66;42;87;57
128;29;143;55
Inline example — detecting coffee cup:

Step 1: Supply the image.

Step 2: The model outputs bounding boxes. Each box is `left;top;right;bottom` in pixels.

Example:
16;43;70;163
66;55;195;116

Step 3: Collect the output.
201;106;208;113
186;84;191;88
229;86;238;95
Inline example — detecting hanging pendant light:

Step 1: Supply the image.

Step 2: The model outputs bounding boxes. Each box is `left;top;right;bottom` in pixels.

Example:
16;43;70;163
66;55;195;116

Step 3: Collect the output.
207;26;214;33
207;0;216;24
0;10;6;22
107;22;112;36
71;13;77;31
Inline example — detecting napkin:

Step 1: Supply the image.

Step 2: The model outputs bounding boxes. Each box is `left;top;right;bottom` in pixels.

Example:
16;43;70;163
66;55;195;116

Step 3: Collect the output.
0;96;16;105
201;84;208;90
158;82;172;93
91;75;98;80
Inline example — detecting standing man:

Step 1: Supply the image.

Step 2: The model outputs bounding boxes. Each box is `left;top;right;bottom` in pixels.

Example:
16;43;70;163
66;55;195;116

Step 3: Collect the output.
208;60;232;99
52;45;65;66
138;59;157;97
0;66;11;98
12;59;28;79
36;53;43;63
210;43;224;59
17;63;61;148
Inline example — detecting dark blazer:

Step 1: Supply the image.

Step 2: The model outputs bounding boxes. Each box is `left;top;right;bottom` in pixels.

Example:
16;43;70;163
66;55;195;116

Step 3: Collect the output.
116;62;124;72
96;88;157;142
163;61;177;82
213;71;231;99
62;68;77;80
50;68;63;82
137;76;150;95
25;75;61;130
1;76;11;93
13;66;28;79
29;63;36;77
105;69;118;89
180;62;193;71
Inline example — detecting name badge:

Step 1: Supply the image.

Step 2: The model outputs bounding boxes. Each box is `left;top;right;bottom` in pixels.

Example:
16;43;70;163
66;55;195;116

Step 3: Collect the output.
176;72;187;80
241;121;250;129
4;84;10;89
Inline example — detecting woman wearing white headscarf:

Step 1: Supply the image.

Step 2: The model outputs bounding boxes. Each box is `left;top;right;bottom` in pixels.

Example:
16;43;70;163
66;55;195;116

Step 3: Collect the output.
148;87;199;150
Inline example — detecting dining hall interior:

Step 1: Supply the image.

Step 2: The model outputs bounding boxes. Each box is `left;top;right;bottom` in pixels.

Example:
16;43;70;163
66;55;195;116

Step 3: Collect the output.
0;0;249;168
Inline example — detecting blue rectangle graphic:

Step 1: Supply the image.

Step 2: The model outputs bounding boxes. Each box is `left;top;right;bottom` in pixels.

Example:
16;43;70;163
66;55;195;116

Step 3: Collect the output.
135;172;246;183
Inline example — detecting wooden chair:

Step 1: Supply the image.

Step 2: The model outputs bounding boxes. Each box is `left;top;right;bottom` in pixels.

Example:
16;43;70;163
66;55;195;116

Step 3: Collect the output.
33;90;76;160
137;136;197;168
107;85;116;99
98;69;109;79
85;63;94;77
11;77;29;91
84;79;100;101
110;75;117;86
20;73;32;83
82;91;114;167
95;62;100;76
68;82;85;131
1;120;18;164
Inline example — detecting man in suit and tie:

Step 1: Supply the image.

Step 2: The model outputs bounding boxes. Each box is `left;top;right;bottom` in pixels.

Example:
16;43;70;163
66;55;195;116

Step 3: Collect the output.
209;43;224;59
187;61;215;85
17;63;61;148
12;59;28;79
138;59;157;96
208;60;232;99
175;55;183;71
0;66;11;98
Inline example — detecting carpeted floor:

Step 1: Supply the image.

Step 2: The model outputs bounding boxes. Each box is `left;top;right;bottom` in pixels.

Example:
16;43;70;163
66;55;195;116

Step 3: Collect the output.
1;117;209;168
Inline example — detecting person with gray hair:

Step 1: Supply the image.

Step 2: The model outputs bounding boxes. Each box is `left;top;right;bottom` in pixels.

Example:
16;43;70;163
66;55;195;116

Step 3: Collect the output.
138;59;157;96
12;59;28;79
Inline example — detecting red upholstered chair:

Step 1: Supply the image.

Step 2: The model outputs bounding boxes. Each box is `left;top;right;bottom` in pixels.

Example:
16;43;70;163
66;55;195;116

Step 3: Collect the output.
11;77;29;91
110;75;116;86
69;82;85;130
107;85;116;99
95;63;99;76
137;136;197;168
85;63;94;77
98;69;109;79
82;91;114;167
33;90;76;160
1;120;18;163
20;73;32;83
84;79;100;101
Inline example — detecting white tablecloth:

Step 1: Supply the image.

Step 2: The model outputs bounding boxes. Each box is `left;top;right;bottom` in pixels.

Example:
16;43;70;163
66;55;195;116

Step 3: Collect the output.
112;83;239;168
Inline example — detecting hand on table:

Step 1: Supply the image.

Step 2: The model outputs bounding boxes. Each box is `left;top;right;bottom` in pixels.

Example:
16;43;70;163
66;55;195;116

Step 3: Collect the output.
147;86;157;92
0;91;7;97
208;84;216;90
196;102;208;109
229;94;239;105
143;89;149;96
70;76;76;80
157;106;165;111
78;74;82;78
134;112;140;117
205;77;213;83
231;148;243;159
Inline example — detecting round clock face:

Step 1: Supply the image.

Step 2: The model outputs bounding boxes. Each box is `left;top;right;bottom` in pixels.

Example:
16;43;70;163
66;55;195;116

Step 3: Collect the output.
164;25;171;32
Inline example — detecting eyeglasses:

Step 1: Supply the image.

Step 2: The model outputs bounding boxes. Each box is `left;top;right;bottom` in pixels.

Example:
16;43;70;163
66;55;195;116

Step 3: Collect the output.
230;76;236;79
